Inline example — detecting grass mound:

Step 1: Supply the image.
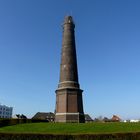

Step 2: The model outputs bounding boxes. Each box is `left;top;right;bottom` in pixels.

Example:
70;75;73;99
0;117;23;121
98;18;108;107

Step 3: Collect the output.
0;122;140;134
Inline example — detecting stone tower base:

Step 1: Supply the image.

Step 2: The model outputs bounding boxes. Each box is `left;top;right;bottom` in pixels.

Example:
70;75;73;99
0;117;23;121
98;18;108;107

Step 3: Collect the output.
55;113;85;123
55;88;85;123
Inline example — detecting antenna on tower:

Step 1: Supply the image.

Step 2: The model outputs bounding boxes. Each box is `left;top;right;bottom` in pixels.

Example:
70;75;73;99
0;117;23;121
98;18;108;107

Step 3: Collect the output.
70;10;73;16
65;10;73;17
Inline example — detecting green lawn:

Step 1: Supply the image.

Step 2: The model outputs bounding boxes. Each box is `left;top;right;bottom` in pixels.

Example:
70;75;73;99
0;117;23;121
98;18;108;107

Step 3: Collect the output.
0;122;140;134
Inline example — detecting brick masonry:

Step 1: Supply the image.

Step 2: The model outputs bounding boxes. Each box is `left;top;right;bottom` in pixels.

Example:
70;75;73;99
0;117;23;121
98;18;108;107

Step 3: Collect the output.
55;16;85;123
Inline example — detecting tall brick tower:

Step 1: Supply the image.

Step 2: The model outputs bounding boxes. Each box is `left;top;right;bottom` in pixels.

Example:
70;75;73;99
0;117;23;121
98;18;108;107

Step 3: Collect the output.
55;16;85;123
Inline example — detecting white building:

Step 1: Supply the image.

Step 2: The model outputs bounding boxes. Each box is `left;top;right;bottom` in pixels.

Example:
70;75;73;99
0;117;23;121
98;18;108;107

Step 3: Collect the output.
123;119;140;123
0;105;13;118
130;119;139;122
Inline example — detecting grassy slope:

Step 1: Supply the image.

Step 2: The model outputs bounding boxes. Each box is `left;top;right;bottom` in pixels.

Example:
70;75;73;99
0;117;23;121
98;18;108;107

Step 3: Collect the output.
0;122;140;134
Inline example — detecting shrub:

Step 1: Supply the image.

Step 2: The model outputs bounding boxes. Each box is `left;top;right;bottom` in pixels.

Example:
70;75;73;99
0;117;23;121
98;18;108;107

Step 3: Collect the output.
0;119;48;127
0;132;140;140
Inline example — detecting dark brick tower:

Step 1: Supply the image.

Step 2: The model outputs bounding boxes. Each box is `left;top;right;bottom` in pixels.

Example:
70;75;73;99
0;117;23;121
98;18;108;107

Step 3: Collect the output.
55;16;85;123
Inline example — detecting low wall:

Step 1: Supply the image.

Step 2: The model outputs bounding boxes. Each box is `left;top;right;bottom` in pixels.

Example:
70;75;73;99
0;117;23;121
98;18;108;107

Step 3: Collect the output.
0;132;140;140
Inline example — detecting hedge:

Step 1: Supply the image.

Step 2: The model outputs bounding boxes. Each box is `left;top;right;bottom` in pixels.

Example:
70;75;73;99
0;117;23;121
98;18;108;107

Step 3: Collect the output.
0;132;140;140
0;119;48;127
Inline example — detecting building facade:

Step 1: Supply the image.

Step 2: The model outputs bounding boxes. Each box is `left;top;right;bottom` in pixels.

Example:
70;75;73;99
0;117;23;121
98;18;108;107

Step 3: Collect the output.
0;105;13;118
55;16;85;123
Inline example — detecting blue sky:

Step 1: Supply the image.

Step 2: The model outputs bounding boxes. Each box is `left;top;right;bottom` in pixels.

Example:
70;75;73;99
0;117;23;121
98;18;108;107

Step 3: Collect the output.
0;0;140;119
